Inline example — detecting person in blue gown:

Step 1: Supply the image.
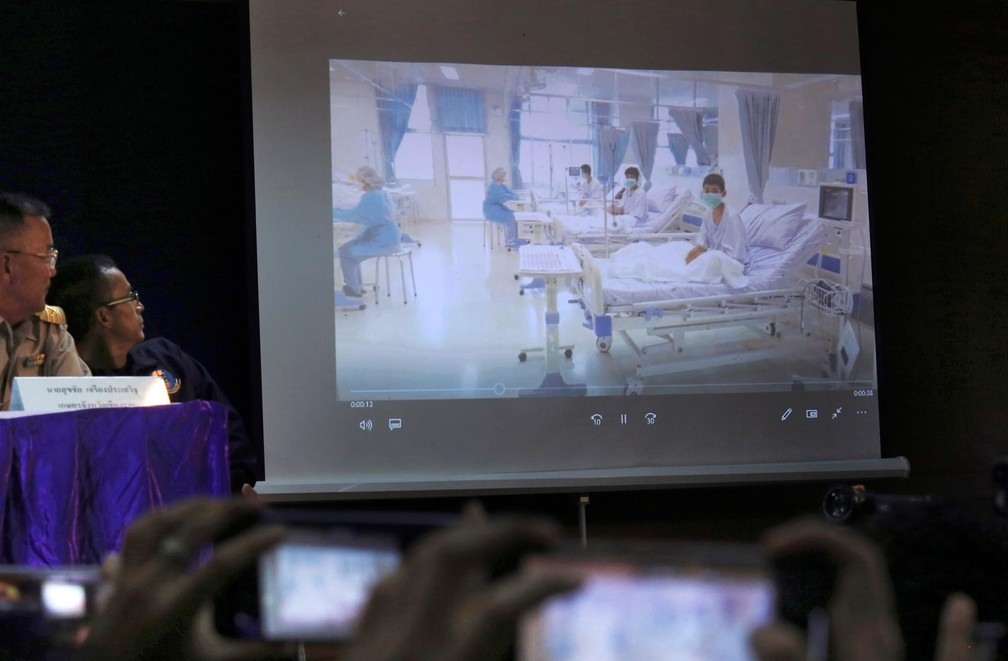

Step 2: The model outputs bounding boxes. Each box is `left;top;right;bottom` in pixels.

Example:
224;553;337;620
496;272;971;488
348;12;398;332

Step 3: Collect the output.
482;167;523;247
334;166;402;300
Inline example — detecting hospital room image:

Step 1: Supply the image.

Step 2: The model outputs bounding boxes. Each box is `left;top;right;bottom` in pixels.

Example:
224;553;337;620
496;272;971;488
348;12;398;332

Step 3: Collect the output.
330;60;874;400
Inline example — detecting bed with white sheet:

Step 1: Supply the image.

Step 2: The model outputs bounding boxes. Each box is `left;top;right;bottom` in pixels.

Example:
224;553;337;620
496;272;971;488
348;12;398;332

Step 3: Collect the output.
549;188;697;250
573;201;843;392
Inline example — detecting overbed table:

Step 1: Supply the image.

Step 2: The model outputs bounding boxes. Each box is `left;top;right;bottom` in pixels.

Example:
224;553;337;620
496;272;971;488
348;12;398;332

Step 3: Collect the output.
516;245;586;397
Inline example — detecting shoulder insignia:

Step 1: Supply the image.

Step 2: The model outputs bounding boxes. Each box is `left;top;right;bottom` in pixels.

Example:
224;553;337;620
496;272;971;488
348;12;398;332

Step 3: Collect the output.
35;305;67;325
152;368;182;395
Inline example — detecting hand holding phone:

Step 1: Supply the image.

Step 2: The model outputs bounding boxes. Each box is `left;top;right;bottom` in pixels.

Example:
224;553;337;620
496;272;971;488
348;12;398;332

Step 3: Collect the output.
518;541;777;661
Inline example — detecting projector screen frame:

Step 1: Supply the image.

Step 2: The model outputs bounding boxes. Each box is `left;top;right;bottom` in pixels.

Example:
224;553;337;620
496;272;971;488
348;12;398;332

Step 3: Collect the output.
246;0;901;499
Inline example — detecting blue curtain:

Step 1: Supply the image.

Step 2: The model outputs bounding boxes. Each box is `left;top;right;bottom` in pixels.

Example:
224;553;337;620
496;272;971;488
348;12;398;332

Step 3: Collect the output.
849;99;866;169
736;88;780;203
434;87;486;133
597;126;629;188
377;84;417;183
509;96;524;189
591;102;612;182
631;121;659;190
667;133;689;165
669;108;713;166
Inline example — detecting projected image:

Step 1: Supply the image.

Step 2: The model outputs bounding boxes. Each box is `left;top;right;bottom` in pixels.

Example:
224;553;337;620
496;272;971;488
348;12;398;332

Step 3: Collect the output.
330;61;874;400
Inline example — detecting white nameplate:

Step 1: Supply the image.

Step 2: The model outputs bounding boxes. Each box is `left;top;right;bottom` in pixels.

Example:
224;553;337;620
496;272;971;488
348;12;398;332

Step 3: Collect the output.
9;376;170;413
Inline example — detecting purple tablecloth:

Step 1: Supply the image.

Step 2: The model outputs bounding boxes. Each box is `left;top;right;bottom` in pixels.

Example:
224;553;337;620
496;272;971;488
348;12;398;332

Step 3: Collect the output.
0;400;230;566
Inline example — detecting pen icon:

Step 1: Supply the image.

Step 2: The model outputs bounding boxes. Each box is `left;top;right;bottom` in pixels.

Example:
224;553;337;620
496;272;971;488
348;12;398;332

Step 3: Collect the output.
781;408;793;421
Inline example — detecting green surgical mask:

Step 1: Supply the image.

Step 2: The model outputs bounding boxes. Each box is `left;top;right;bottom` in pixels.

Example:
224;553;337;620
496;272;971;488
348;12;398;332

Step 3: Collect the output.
701;192;724;208
625;178;637;189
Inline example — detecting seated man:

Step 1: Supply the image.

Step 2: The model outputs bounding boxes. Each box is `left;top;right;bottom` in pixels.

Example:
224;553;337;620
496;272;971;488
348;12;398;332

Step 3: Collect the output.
685;173;750;270
574;163;604;216
0;192;90;410
606;166;648;228
48;255;258;492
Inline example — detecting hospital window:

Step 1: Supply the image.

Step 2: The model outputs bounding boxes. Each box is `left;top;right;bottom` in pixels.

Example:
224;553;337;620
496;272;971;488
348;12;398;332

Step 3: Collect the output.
829;100;852;170
394;85;435;181
518;95;594;195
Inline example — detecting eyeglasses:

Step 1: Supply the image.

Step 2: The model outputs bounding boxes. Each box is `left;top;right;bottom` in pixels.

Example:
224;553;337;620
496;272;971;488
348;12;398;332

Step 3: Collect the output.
101;290;141;307
3;248;58;268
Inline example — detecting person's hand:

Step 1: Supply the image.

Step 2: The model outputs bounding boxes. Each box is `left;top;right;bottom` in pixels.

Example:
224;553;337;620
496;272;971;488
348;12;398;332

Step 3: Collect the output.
933;592;977;661
685;245;706;264
342;515;580;661
80;497;291;661
751;518;905;661
241;483;259;500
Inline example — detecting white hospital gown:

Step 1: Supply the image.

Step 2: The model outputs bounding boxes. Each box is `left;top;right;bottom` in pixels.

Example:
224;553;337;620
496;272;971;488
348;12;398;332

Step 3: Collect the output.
697;204;750;270
575;177;604;215
614;187;649;226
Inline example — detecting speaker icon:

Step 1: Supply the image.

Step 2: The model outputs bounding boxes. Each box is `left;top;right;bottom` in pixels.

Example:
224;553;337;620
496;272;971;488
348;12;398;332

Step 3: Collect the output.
359;419;373;431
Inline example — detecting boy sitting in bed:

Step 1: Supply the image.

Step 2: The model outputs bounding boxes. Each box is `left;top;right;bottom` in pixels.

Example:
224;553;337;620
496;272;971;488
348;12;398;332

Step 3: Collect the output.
606;166;649;229
685;173;750;270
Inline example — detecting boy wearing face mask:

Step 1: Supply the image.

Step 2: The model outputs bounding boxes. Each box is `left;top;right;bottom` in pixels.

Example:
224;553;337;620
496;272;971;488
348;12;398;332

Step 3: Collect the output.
685;173;749;269
607;166;648;227
575;164;604;216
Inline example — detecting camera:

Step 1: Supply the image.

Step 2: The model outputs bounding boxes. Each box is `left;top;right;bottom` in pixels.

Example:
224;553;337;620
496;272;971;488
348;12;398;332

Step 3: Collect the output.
0;567;103;654
213;508;454;642
821;484;935;523
517;541;776;661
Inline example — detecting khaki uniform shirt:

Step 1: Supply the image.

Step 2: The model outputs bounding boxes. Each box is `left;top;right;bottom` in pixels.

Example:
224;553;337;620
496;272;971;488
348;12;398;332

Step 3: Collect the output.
0;306;91;410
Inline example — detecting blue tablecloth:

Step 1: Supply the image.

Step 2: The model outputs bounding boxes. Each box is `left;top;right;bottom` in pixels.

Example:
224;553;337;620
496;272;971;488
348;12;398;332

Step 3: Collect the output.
0;401;230;566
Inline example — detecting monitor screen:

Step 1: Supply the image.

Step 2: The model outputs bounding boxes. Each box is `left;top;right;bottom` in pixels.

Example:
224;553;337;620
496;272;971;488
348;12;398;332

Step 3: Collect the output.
819;184;855;222
249;0;901;497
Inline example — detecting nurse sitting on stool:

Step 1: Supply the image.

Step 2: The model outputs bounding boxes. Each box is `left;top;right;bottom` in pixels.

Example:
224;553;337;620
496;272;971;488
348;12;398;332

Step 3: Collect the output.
334;165;402;308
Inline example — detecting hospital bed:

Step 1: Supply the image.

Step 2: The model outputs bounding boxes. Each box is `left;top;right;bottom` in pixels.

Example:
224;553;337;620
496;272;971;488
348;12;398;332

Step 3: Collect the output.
548;188;698;252
572;201;850;393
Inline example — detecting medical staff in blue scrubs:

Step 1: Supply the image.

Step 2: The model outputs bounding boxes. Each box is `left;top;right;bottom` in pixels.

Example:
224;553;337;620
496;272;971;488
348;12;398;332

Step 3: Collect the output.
334;166;402;300
482;167;523;247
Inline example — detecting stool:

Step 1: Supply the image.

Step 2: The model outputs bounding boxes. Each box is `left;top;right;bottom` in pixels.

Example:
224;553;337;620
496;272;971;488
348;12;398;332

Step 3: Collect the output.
373;248;417;305
483;220;505;249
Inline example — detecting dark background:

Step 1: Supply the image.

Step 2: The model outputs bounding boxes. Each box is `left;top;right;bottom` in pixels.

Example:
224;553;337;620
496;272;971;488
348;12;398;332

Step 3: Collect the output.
1;0;1006;537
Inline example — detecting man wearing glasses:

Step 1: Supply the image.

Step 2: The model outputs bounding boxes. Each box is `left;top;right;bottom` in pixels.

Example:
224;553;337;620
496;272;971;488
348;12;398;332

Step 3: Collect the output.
0;193;91;410
48;255;259;492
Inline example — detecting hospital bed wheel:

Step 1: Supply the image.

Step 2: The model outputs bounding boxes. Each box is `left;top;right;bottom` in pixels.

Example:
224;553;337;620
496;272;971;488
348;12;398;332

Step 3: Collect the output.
596;337;612;353
564;348;573;359
518;352;527;362
625;379;645;396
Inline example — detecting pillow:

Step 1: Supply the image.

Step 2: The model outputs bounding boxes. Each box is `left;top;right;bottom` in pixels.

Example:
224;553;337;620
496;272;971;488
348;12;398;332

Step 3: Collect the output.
741;201;808;250
646;186;677;212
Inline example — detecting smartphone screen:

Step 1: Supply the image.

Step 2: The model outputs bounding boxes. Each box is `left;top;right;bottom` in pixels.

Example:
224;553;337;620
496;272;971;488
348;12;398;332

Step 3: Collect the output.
518;543;776;661
257;531;400;640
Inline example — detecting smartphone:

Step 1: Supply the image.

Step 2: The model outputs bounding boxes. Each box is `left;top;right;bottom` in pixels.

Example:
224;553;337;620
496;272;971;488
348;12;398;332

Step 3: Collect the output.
0;567;103;654
214;508;455;641
518;541;776;661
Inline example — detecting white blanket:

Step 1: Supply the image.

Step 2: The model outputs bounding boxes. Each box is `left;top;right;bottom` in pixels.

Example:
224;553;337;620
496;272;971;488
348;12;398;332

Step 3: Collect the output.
604;242;750;289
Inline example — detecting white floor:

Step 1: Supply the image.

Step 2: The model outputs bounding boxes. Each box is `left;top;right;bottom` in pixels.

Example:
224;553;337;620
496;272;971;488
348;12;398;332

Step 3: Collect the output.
334;221;875;400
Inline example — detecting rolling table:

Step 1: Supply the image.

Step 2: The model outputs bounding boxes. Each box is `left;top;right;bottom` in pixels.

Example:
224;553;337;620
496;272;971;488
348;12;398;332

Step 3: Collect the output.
516;245;586;397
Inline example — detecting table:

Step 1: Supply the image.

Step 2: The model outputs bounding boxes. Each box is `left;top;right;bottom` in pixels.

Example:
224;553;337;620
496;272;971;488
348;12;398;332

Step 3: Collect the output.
513;211;553;245
0;401;230;566
516;245;586;397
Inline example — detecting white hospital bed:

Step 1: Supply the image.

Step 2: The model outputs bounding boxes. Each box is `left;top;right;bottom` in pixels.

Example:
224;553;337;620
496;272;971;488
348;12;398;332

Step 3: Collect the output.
573;202;848;393
549;188;698;252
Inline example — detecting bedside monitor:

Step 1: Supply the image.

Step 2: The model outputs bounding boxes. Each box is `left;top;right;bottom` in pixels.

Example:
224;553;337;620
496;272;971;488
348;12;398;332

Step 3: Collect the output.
819;184;855;222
